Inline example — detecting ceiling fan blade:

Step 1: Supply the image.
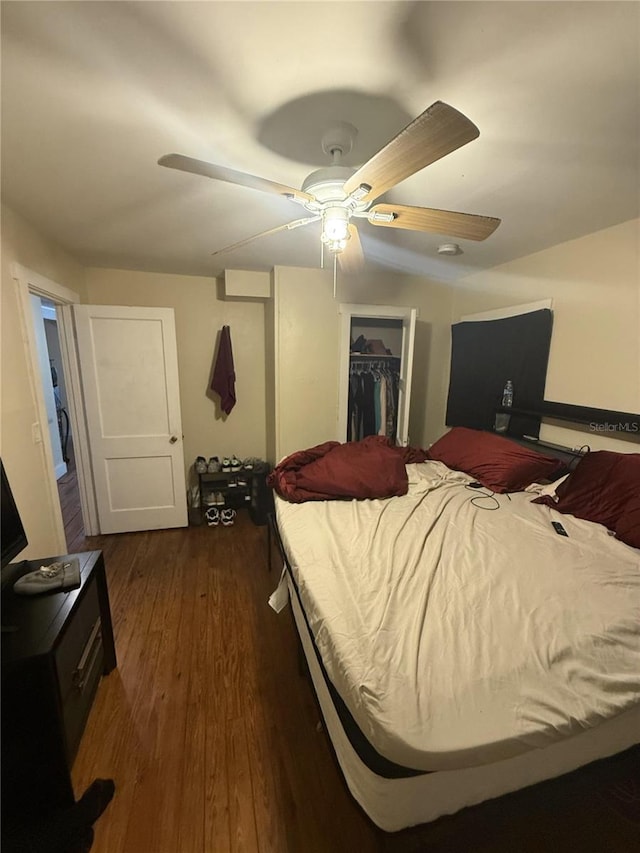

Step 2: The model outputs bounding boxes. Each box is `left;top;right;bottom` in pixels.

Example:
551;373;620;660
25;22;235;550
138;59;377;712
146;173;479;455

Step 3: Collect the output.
159;153;315;205
211;216;320;257
338;224;365;273
368;203;501;241
343;102;479;204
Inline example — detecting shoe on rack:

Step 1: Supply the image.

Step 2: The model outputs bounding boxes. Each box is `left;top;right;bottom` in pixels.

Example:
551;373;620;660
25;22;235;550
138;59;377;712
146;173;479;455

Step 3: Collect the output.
195;456;207;474
221;457;232;472
221;508;236;527
242;457;264;471
230;455;242;471
207;456;220;473
205;507;220;526
216;492;225;506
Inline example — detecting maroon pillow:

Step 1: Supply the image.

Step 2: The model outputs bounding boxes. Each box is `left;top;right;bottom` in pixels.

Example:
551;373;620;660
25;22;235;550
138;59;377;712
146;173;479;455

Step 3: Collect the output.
534;451;640;533
426;427;563;493
616;495;640;549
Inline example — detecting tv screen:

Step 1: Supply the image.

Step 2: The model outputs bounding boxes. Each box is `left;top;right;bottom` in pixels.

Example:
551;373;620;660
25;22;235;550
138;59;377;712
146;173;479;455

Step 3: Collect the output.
1;459;28;569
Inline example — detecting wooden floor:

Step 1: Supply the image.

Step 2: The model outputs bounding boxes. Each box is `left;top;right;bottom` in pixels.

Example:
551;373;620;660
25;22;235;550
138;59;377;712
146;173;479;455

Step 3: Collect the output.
57;439;86;554
69;516;640;853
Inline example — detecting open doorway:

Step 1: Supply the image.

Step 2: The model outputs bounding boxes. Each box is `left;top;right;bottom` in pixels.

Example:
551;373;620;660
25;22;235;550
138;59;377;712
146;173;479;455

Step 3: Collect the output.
31;296;86;552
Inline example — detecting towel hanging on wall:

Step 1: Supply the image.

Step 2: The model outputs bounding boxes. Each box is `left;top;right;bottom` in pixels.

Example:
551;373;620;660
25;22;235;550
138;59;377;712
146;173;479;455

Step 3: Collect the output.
211;325;236;414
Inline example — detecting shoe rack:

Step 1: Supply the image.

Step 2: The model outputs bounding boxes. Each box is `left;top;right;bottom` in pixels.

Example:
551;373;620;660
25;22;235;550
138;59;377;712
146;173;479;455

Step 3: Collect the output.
197;462;271;526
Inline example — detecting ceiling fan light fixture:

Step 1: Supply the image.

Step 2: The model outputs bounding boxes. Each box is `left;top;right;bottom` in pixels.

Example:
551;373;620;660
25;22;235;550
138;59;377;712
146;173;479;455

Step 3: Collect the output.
322;206;350;250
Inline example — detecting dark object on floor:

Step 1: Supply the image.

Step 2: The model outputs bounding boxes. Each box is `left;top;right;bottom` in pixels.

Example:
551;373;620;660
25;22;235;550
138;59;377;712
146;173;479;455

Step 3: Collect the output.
3;778;115;853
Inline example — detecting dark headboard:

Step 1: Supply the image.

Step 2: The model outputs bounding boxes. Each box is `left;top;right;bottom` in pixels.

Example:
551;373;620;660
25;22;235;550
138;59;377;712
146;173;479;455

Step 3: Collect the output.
497;402;640;442
502;434;586;472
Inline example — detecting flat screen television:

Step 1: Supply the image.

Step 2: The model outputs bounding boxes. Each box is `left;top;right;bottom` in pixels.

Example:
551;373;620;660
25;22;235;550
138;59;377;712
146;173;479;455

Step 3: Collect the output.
1;459;28;570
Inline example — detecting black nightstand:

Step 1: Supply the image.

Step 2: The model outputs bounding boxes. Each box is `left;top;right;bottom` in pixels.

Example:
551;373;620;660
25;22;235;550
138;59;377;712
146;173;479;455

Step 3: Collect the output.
1;550;116;827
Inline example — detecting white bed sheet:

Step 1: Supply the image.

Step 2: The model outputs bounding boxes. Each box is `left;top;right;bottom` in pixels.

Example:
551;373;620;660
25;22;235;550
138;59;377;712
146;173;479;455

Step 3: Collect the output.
275;460;640;773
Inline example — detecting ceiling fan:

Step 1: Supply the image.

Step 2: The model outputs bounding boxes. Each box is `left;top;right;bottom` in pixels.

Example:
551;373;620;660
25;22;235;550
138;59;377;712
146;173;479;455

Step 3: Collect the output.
158;101;500;272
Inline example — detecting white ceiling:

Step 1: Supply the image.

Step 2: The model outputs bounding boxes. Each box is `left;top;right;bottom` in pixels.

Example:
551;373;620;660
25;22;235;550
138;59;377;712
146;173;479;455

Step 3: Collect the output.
2;1;639;282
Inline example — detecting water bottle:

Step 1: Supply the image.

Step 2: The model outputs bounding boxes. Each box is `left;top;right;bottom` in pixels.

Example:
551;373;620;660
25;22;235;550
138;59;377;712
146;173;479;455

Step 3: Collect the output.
501;380;514;408
495;380;513;433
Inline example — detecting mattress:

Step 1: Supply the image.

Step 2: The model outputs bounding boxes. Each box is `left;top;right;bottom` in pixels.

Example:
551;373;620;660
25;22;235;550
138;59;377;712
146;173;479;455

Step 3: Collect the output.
288;578;640;831
274;460;640;774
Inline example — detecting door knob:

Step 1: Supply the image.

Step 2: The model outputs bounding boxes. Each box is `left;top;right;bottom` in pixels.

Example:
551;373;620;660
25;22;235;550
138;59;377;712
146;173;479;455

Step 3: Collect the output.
169;435;178;444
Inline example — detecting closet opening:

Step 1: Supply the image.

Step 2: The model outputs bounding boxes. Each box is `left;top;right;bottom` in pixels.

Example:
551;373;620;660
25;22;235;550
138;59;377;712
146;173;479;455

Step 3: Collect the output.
348;317;403;443
338;304;417;447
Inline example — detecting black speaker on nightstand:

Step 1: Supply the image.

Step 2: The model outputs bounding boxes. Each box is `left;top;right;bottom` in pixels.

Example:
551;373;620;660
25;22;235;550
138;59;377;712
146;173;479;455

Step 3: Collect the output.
249;463;273;526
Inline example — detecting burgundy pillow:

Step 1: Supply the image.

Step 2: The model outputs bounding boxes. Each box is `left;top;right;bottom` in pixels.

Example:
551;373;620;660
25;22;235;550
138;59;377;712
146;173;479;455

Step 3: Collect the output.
616;495;640;549
426;427;563;493
534;451;640;533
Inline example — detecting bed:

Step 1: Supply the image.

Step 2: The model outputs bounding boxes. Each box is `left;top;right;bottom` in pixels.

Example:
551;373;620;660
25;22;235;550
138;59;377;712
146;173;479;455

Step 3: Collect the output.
268;430;640;832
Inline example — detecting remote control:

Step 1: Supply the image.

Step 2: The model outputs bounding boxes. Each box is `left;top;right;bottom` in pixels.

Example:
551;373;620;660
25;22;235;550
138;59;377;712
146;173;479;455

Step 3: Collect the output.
551;521;568;537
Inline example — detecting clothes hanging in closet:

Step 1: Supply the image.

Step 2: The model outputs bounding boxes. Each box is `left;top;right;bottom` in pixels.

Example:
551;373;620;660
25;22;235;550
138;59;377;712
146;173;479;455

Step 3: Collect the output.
347;358;400;442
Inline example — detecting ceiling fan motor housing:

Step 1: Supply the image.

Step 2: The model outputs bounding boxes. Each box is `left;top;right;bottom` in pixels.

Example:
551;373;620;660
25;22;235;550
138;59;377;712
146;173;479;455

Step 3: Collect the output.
301;166;356;201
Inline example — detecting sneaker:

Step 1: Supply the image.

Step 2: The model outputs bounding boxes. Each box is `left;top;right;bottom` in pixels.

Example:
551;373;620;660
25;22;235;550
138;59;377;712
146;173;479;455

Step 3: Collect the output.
207;456;220;473
242;457;263;470
221;457;232;472
230;455;242;471
216;492;225;506
221;508;236;527
195;456;207;474
205;507;220;526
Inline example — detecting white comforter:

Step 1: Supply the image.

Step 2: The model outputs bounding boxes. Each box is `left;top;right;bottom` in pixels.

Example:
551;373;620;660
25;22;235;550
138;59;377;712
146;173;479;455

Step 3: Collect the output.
275;460;640;772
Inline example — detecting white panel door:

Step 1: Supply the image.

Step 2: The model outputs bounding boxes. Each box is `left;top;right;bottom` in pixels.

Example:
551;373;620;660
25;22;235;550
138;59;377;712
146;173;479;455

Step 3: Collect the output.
74;305;187;534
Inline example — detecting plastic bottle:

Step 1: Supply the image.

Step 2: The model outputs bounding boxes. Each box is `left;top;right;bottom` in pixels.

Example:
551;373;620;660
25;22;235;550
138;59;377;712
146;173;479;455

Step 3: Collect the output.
501;380;514;408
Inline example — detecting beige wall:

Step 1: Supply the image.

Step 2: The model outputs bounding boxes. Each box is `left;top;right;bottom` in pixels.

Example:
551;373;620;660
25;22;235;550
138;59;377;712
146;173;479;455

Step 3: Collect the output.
84;268;268;490
1;204;86;558
270;266;340;461
451;218;640;451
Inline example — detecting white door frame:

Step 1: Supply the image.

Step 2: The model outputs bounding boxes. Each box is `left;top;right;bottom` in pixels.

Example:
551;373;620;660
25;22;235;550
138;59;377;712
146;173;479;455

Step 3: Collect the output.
11;263;100;546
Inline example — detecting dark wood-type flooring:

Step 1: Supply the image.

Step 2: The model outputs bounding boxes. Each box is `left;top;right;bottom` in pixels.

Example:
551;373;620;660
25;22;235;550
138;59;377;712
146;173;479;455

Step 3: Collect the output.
69;514;639;853
57;438;86;554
